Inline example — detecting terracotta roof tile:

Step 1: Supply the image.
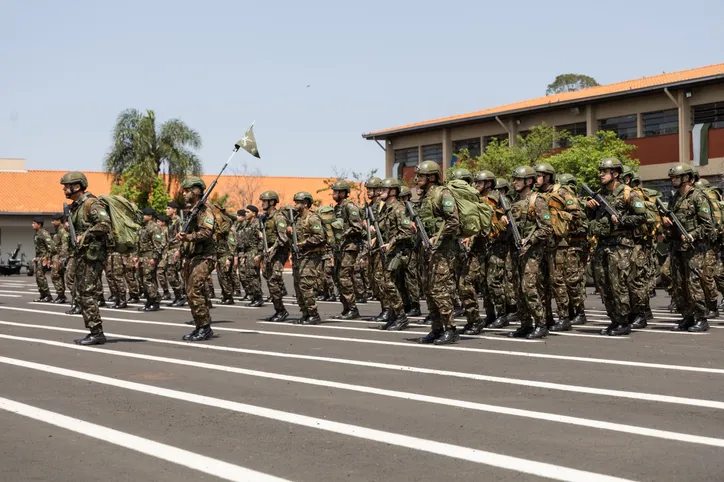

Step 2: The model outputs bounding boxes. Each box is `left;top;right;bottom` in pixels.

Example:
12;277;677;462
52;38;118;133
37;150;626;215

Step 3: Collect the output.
364;63;724;137
0;170;334;214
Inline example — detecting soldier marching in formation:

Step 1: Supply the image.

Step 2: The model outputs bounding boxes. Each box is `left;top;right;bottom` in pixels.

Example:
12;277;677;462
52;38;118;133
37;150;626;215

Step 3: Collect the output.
47;157;723;347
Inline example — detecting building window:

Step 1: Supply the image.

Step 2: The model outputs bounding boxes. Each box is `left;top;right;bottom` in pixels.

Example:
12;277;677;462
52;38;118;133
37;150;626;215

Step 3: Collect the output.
453;138;481;158
421;143;443;164
483;134;508;150
642;109;678;136
556;122;587;147
599;115;637;139
692;102;724;128
393;148;419;179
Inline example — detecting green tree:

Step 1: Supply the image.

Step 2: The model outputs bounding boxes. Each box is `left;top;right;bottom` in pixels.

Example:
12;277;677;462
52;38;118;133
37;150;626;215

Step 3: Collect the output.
546;74;600;95
104;108;202;207
546;130;638;186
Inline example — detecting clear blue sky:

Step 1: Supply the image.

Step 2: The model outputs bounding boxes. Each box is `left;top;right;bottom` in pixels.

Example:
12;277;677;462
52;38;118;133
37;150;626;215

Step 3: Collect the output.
2;0;723;178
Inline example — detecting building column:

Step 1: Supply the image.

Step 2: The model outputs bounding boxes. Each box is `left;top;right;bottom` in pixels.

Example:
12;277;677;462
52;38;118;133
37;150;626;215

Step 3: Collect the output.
441;128;452;177
586;105;597;136
507;119;518;146
677;90;691;162
636;113;643;138
385;139;394;178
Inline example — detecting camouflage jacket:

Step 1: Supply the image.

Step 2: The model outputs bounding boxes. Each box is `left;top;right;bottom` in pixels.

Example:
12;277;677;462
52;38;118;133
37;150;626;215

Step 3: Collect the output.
264;209;290;257
51;227;70;259
34;228;53;258
419;184;460;250
510;190;553;249
138;220;166;259
294;210;326;255
183;204;216;257
667;185;715;252
587;182;646;247
68;193;112;262
166;214;182;252
540;183;585;247
378;198;413;252
334;198;364;252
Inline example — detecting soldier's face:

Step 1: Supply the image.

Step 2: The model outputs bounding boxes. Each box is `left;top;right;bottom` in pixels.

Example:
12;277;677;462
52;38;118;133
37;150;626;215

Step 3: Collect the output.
416;175;428;189
245;212;255;221
52;220;61;229
143;214;152;223
380;188;390;200
332;190;345;202
32;222;41;231
166;207;175;216
512;178;526;192
671;175;682;188
294;200;305;211
182;189;195;206
536;174;547;187
599;169;615;185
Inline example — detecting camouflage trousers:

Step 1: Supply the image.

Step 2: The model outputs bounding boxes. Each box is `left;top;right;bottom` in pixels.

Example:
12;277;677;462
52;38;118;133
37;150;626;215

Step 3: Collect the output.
423;245;456;331
317;254;336;297
355;251;369;297
380;250;409;314
504;248;517;308
592;244;633;323
294;254;322;317
516;245;547;328
156;253;169;294
629;243;653;315
702;248;720;308
550;246;587;319
34;258;50;296
74;257;104;329
217;252;235;300
713;250;724;298
400;247;421;308
487;241;510;316
367;251;385;306
336;250;359;312
459;250;485;322
240;255;263;300
670;248;709;319
205;261;216;299
50;255;66;299
105;252;126;302
123;254;140;298
183;256;213;327
263;251;289;312
138;256;160;304
65;256;76;301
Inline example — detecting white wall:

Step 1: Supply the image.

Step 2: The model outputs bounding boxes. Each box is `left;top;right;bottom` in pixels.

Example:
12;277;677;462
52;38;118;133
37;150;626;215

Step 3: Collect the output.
0;215;47;262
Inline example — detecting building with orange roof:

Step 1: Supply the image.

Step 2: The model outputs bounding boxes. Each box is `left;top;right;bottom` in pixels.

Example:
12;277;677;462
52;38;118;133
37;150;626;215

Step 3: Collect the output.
0;158;334;263
363;63;724;188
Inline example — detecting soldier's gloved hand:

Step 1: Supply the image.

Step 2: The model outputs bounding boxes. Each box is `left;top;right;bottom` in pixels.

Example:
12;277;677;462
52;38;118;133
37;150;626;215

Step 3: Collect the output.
586;199;600;210
225;258;231;268
149;258;156;267
662;216;673;227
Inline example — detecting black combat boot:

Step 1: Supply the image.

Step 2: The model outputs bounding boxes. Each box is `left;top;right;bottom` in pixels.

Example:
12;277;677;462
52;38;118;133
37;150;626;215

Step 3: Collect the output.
417;329;443;344
52;296;68;304
220;297;235;305
452;306;464;318
34;293;53;303
644;308;654;321
146;302;160;312
248;298;264;307
434;328;460;345
74;327;106;346
65;304;80;315
462;316;484;335
378;316;396;331
316;294;326;301
504;306;520;323
137;300;150;312
420;314;433;325
689;318;709;332
271;310;289;322
303;313;321;325
162;290;172;301
171;295;187;307
631;313;648;329
356;295;367;304
490;314;510;329
405;303;422;317
672;317;695;331
190;324;213;341
571;308;588;325
128;295;140;304
608;323;632;336
508;326;534;338
327;294;337;302
526;325;549;339
375;309;393;323
340;308;360;320
550;318;572;332
98;296;107;307
600;322;618;335
111;296;127;309
183;327;200;340
387;312;409;331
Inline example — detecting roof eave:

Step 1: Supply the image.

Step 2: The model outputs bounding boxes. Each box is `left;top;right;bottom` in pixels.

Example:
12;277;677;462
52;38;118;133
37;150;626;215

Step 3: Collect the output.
362;74;724;140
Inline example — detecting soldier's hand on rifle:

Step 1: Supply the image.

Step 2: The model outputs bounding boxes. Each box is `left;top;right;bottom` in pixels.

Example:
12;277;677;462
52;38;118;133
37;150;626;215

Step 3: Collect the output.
380;243;389;252
254;255;260;265
286;226;293;235
149;258;156;267
76;235;82;245
429;236;437;246
610;215;619;225
409;222;417;234
176;232;188;241
586;199;600;209
173;250;180;262
501;215;510;225
662;216;673;227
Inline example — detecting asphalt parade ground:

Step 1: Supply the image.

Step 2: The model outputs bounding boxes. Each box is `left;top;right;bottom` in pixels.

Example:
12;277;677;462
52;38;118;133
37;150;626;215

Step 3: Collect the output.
1;274;723;481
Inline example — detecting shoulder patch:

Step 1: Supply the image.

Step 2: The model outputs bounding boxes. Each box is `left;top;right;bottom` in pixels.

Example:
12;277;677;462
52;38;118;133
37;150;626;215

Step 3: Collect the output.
702;207;710;213
155;234;162;238
566;199;573;205
442;199;454;207
402;218;411;226
204;217;214;224
350;209;358;216
634;201;643;208
543;214;551;220
277;221;287;228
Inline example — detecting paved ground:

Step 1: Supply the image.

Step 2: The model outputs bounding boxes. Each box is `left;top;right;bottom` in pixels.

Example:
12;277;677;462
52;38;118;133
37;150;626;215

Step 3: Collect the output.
1;274;723;482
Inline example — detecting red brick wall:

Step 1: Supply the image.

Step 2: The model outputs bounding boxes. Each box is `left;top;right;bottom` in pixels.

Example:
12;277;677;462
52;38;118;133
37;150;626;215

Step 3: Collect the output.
626;134;679;165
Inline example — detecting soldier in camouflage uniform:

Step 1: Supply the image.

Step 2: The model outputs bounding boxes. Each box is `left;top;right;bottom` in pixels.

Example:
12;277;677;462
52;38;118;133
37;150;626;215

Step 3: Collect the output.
496;178;519;316
415;161;461;345
123;250;141;303
60;171;112;345
288;192;326;324
32;217;53;302
260;190;291;322
534;163;585;332
215;208;238;305
332;180;365;320
239;205;265;307
105;251;127;309
398;186;421;316
691;172;722;317
177;177;216;340
49;213;69;303
155;215;172;300
664;164;714;332
587;158;647;336
364;177;385;316
507;166;554;339
134;207;165;311
165;202;186;306
375;178;414;330
234;209;248;299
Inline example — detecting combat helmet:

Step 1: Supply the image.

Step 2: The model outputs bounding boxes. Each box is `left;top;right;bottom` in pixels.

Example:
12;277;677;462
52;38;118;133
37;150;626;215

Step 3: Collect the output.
365;177;383;189
473;170;496;183
694;179;710;188
60;171;89;190
259;190;280;202
557;173;577;187
331;179;352;193
620;165;633;182
512;165;536;179
381;177;401;190
598;157;624;172
181;176;206;191
668;163;694;179
293;191;313;205
533;162;556;182
399;185;412;198
415;160;442;176
495;178;509;191
449;167;472;183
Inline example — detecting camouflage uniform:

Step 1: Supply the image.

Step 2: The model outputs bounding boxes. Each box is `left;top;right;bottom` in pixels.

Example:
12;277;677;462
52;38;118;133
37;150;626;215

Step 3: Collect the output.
33;226;53;299
65;255;77;307
334;194;365;317
666;178;715;331
366;200;386;307
165;214;184;300
483;190;511;323
50;223;70;301
377;194;414;323
239;218;264;303
216;215;237;303
291;204;326;321
262;208;291;317
182;204;216;328
137;217;166;307
156;222;170;297
105;252;126;306
588;180;647;334
123;251;141;301
68;192;112;331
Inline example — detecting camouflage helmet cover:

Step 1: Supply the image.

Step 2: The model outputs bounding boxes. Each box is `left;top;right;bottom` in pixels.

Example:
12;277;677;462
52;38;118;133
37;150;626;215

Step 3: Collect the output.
495;178;509;190
533;162;556;182
293;191;313;204
60;171;89;189
259;190;280;202
449;167;472;182
331;179;352;192
668;163;694;178
473;170;496;183
181;176;206;191
365;177;383;189
381;177;401;189
598;157;624;172
512;165;536;179
415;160;442;176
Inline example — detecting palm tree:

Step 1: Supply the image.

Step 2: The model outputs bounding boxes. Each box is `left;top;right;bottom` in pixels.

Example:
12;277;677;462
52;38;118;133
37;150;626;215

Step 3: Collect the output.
104;109;202;205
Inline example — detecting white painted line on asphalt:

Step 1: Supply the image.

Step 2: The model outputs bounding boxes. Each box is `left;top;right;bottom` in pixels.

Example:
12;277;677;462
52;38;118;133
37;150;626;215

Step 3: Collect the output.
4;305;724;375
0;396;289;482
3;332;724;449
0;289;35;295
0;294;22;298
1;321;723;410
0;356;635;482
261;321;543;343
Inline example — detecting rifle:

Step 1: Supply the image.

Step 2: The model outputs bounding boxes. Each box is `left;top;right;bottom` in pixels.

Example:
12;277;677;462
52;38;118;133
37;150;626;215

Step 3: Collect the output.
182;122;260;234
287;207;300;260
259;216;270;263
579;182;622;220
655;197;695;244
366;203;387;263
498;195;523;250
63;203;78;250
363;202;373;251
404;200;432;250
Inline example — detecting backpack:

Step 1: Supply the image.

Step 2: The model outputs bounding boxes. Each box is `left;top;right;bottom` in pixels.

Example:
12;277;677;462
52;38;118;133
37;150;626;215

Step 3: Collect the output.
639;188;664;238
316;205;338;247
530;189;572;239
446;179;493;238
97;194;143;253
209;203;232;240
